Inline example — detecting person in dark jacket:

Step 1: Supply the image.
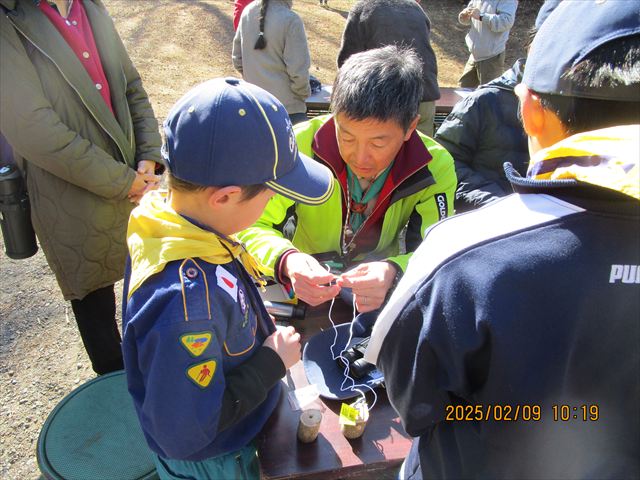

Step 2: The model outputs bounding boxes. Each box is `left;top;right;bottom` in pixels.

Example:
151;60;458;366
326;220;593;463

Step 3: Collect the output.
337;0;440;137
435;58;528;212
0;0;162;375
366;2;640;479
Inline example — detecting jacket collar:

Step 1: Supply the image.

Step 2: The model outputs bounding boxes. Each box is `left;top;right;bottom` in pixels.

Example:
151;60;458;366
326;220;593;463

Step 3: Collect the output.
508;125;640;200
4;0;134;166
310;116;434;253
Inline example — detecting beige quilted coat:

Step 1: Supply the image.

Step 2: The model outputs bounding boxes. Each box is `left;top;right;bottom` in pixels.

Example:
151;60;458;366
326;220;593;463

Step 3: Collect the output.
0;0;162;300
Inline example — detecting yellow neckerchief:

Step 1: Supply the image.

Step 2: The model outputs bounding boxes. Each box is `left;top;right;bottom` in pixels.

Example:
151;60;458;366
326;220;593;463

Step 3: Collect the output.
127;190;266;299
528;125;639;200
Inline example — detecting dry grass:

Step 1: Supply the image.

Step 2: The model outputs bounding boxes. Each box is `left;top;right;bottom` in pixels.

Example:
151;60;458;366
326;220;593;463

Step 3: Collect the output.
106;0;542;121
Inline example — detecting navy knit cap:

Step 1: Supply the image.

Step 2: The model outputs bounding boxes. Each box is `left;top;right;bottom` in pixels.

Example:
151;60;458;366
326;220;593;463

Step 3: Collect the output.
162;78;334;205
524;0;640;101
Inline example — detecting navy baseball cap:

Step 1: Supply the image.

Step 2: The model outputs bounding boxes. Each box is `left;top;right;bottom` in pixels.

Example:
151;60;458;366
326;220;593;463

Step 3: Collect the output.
524;0;640;101
303;324;384;401
162;78;334;205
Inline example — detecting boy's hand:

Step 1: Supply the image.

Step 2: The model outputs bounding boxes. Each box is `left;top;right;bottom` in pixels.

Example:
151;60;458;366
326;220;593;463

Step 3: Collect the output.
264;325;301;370
283;252;341;306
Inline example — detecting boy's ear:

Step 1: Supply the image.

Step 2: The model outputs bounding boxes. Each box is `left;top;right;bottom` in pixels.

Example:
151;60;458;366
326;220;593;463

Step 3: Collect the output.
515;83;545;138
515;83;568;151
206;185;242;208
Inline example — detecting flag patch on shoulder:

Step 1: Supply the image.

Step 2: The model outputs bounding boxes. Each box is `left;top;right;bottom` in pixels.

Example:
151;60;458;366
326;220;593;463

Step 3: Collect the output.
186;360;217;388
216;266;238;301
180;332;212;357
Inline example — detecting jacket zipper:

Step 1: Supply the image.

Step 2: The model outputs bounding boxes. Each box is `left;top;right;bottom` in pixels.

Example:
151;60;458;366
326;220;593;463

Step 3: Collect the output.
122;70;135;153
11;22;130;165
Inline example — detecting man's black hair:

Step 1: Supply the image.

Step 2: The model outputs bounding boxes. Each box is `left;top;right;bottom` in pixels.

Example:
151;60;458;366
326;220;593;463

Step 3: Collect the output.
331;45;423;132
535;36;640;135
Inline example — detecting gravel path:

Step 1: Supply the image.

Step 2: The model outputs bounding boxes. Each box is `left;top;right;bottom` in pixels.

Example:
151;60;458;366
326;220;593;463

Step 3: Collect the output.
0;236;101;479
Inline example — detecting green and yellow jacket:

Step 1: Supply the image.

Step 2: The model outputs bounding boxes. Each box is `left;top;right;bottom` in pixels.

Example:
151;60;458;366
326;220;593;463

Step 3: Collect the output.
238;115;457;278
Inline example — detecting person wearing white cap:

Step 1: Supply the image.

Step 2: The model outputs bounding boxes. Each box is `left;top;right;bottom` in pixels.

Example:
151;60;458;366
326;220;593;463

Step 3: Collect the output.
367;1;640;478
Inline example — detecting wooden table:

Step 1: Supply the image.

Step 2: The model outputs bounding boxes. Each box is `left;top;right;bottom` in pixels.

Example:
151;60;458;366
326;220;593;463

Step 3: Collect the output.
256;301;412;479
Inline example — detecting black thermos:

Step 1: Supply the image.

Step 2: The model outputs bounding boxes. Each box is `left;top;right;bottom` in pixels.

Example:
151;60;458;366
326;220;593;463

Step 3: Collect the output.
263;301;306;320
0;165;38;259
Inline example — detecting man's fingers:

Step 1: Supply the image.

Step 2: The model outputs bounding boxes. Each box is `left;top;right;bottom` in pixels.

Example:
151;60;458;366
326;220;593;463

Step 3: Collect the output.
293;282;340;306
356;294;384;313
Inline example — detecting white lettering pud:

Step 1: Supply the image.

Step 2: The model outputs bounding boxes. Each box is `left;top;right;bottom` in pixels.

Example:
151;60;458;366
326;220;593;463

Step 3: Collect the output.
609;264;640;284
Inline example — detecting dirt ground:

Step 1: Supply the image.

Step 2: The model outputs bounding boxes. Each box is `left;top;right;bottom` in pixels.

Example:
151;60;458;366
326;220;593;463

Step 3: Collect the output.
0;1;541;478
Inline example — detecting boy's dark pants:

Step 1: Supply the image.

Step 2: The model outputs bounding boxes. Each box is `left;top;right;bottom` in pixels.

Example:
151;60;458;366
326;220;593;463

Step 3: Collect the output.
71;284;124;375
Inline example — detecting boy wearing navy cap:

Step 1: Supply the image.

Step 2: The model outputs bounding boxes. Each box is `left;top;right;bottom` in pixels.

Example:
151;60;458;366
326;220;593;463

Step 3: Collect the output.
121;78;333;479
367;1;639;479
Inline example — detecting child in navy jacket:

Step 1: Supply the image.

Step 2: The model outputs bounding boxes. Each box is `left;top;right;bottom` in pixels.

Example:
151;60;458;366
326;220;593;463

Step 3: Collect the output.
122;78;333;479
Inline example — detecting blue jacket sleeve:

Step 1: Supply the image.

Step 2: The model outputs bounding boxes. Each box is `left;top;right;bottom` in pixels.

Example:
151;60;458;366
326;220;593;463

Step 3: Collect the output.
131;313;226;459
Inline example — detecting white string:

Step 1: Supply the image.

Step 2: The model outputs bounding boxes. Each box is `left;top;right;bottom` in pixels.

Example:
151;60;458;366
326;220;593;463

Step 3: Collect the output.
327;295;378;411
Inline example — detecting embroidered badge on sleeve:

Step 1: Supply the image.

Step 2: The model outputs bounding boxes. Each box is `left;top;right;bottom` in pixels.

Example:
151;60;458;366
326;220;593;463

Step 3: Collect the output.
186;360;217;388
180;332;212;357
216;265;238;301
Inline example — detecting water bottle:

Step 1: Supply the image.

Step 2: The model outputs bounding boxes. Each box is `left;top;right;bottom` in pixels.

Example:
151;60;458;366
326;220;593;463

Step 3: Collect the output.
263;301;306;320
0;165;38;259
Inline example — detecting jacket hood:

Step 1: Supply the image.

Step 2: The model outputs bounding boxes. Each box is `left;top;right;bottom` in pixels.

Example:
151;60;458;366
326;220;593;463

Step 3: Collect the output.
508;125;639;200
481;58;525;92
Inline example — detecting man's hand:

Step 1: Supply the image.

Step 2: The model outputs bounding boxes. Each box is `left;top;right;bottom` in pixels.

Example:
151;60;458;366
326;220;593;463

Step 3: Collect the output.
469;7;481;20
340;261;397;313
263;325;301;370
283;252;341;306
128;160;161;203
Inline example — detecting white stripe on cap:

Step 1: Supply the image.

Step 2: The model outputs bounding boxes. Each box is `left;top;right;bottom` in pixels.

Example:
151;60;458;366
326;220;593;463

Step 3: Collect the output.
265;174;335;205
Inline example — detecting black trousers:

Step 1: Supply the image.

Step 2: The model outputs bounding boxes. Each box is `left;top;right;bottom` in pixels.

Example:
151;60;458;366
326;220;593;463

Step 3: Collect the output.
70;284;124;375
